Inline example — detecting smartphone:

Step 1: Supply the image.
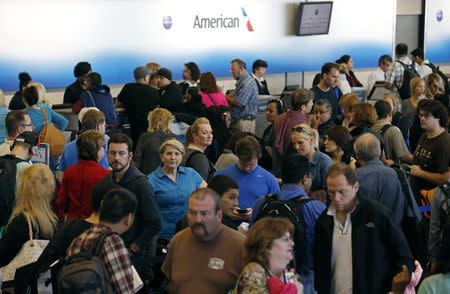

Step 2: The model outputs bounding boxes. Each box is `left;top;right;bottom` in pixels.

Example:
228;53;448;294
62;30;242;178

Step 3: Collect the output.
236;208;249;214
284;271;295;283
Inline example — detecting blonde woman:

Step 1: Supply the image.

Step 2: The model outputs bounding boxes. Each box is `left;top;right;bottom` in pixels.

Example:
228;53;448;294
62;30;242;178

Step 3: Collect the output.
290;124;333;202
383;93;411;147
0;163;58;266
0;89;9;143
401;77;427;123
28;82;51;106
134;108;177;174
147;139;206;238
181;117;215;180
426;73;446;99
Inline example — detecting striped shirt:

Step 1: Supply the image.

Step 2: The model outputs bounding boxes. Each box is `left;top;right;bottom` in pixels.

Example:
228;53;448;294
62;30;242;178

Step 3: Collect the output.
66;224;134;294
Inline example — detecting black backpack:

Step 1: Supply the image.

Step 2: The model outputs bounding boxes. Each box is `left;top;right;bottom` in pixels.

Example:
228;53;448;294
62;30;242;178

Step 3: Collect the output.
438;183;450;229
0;154;28;226
396;61;420;100
57;231;115;294
392;165;426;264
379;124;393;137
424;62;450;96
254;194;313;274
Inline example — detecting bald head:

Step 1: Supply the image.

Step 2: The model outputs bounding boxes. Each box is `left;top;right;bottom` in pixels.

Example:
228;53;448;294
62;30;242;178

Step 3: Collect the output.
354;133;381;162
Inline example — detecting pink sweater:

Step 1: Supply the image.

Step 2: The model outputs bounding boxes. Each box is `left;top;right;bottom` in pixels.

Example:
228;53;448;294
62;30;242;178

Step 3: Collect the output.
200;92;228;108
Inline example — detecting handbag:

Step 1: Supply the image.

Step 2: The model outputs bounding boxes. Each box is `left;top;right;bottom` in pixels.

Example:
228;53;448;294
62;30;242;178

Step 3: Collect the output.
0;213;49;282
39;107;65;157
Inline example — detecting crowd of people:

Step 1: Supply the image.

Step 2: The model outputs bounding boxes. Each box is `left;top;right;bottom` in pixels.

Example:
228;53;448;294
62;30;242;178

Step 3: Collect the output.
0;41;450;294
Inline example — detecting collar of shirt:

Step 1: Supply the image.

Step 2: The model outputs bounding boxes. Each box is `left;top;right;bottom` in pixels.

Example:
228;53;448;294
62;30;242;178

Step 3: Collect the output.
184;80;198;87
362;158;384;167
155;165;187;179
397;56;413;64
327;202;357;234
235;71;250;88
251;73;265;83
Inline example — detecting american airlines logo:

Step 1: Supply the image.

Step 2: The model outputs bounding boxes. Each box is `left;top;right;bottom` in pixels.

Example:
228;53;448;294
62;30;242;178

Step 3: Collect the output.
192;7;254;31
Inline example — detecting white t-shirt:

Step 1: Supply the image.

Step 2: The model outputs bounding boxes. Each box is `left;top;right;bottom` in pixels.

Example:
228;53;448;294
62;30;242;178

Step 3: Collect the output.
328;204;354;294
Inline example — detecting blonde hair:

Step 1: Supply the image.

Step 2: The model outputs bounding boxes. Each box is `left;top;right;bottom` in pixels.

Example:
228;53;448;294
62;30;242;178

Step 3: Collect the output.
185;117;211;145
159;139;185;157
292;123;319;149
0;89;6;107
27;82;50;105
410;76;425;96
383;93;400;113
9;163;57;238
147;108;174;133
146;62;161;76
426;73;445;98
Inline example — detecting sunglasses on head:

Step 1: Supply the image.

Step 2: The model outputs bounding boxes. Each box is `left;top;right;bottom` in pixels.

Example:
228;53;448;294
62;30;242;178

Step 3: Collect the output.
291;126;312;136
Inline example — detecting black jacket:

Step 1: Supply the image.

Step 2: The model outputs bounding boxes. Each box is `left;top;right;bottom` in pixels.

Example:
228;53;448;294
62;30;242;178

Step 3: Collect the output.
96;166;162;249
63;80;84;104
313;197;414;294
159;82;183;113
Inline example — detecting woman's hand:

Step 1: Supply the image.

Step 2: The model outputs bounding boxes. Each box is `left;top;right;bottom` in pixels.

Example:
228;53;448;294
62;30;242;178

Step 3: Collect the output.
294;277;304;294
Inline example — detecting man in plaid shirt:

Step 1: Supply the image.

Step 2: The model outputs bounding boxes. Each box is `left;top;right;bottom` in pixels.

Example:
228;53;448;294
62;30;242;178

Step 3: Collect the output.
385;43;419;96
66;188;138;293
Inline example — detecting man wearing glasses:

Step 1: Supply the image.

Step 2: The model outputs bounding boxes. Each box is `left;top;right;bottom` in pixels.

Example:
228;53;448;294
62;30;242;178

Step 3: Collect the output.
314;163;413;293
0;110;34;156
409;99;450;194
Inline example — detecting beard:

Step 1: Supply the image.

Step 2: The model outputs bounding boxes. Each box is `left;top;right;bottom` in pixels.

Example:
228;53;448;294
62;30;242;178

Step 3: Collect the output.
190;223;208;238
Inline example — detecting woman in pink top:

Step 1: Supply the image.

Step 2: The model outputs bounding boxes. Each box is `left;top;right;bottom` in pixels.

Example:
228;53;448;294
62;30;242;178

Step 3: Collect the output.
199;72;228;108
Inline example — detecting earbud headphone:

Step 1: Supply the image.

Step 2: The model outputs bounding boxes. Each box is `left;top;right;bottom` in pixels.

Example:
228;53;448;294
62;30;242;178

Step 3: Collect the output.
10;135;41;155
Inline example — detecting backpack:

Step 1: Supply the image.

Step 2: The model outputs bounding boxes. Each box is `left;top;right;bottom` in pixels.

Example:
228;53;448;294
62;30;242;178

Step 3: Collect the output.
254;194;313;274
0;154;28;226
438;183;450;229
57;231;115;294
424;62;450;95
392;165;426;263
379;124;393;137
395;61;420;100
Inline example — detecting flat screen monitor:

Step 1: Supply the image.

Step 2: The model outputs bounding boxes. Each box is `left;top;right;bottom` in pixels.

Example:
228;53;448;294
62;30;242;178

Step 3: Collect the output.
296;1;333;36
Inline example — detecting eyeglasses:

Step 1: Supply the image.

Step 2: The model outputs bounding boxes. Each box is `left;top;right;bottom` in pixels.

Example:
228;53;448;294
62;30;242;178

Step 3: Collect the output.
418;112;432;119
291;126;312;136
20;123;34;127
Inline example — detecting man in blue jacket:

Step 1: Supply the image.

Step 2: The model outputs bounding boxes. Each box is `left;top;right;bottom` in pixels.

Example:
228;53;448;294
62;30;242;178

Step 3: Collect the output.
314;162;413;294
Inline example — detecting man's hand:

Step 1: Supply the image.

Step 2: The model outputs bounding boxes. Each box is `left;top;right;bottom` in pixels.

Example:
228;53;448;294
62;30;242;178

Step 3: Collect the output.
231;208;253;221
391;265;410;294
409;165;422;177
384;81;394;90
